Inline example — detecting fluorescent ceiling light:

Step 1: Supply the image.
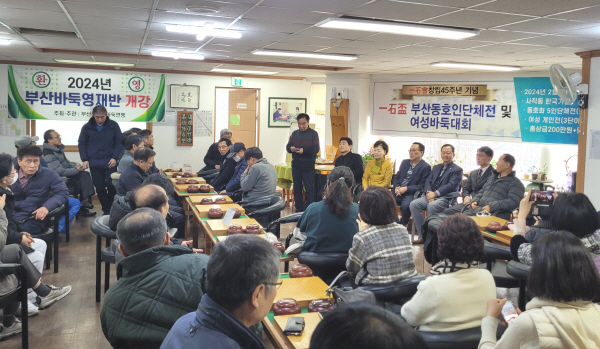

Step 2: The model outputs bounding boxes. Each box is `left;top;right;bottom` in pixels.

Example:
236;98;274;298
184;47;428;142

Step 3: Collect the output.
211;68;278;75
431;61;521;71
0;39;10;45
166;23;242;40
316;17;479;40
252;49;357;61
151;51;204;60
55;59;134;67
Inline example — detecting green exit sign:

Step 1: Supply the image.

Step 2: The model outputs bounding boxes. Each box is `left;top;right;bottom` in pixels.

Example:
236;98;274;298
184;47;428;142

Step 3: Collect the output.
231;77;243;86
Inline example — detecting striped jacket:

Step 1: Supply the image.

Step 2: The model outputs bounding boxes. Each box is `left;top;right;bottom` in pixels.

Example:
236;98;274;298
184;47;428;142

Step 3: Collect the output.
518;228;600;265
346;223;417;285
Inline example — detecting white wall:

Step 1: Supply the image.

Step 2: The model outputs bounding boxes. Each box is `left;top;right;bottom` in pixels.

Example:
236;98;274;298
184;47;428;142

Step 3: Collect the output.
0;63;310;169
584;57;600;208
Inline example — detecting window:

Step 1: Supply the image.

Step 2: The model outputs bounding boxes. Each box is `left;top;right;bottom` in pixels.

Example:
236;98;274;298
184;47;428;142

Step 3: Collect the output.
34;120;150;147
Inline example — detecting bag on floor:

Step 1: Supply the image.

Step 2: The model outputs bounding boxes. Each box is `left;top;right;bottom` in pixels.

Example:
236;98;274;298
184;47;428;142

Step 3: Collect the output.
58;197;81;234
326;271;376;306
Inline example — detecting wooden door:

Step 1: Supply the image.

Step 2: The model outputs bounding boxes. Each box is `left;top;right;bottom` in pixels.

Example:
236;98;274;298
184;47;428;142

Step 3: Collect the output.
228;89;258;147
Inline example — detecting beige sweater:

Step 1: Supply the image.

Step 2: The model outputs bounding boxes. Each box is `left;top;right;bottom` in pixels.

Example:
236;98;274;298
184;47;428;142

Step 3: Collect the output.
479;298;600;349
401;268;496;332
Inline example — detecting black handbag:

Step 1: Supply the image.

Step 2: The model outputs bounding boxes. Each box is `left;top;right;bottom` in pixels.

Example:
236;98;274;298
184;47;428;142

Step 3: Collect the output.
325;271;376;305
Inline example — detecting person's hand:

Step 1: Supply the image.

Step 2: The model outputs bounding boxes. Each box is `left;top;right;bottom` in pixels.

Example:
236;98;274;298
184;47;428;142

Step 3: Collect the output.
244;166;250;174
463;196;472;205
356;215;369;231
297;148;304;154
20;232;34;247
290;146;297;152
398;187;407;195
181;240;203;253
108;158;117;168
219;190;226;194
428;197;435;203
394;187;402;196
471;201;479;209
82;161;89;169
76;165;84;172
486;298;507;318
33;206;49;220
482;205;491;213
0;194;6;210
215;164;220;169
518;190;533;219
426;191;436;200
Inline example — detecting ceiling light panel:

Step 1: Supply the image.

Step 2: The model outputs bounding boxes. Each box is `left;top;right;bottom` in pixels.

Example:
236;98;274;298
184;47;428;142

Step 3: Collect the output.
252;49;358;61
316;17;479;40
151;51;205;60
211;68;278;75
55;59;135;67
166;24;242;40
431;61;521;71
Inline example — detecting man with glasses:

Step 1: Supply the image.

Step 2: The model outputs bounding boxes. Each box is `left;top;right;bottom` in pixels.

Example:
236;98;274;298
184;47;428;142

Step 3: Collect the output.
116;147;156;197
286;113;320;212
42;129;96;217
162;234;280;349
78;105;123;215
443;146;494;216
393;142;431;227
409;144;463;244
201;129;233;172
100;208;209;348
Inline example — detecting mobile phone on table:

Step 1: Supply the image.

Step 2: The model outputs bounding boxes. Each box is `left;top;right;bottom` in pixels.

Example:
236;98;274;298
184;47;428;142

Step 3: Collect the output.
501;300;519;324
529;190;554;204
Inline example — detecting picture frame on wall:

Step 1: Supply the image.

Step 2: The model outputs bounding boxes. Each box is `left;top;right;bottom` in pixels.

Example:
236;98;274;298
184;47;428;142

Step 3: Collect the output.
268;97;307;127
170;84;200;109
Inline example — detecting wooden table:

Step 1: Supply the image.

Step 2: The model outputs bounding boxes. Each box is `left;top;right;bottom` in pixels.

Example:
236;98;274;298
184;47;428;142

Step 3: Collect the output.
194;203;245;218
170;177;206;184
272;313;321;349
205;218;263;236
274;277;329;308
188;195;233;205
470;216;511;245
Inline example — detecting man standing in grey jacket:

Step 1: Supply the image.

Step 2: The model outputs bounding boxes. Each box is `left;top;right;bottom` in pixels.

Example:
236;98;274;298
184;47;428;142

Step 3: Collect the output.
240;147;277;201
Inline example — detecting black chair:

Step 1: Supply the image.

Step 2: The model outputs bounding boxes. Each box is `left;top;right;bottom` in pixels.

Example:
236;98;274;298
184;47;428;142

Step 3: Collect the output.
419;327;481;349
479;241;520;288
90;215;117;302
506;260;531;310
297;251;348;284
357;274;426;305
196;168;219;182
0;263;29;349
22;205;67;273
242;194;286;237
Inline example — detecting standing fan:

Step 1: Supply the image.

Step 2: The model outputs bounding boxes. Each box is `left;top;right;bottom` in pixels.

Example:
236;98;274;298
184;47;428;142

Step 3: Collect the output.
549;64;588;108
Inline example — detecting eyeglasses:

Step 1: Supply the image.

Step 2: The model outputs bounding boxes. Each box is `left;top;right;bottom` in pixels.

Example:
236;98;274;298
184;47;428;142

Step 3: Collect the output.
409;149;421;153
266;281;283;290
441;152;453;155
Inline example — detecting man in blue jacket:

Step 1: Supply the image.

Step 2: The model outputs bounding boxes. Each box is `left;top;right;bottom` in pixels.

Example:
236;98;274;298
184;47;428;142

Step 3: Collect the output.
393;142;431;227
409;144;463;244
116;147;156;197
78;105;123;215
10;145;69;235
161;234;280;349
218;143;247;197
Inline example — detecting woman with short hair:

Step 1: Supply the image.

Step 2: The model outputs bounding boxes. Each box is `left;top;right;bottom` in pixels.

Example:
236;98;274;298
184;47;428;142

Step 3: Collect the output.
401;214;496;332
346;186;417;285
480;231;600;348
362;140;393;188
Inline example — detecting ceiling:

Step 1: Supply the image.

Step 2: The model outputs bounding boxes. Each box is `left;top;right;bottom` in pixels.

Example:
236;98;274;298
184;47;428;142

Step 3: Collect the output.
0;0;599;78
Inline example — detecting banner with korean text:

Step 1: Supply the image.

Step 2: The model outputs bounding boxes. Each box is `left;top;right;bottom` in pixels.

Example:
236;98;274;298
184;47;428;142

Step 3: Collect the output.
7;65;165;122
372;81;521;142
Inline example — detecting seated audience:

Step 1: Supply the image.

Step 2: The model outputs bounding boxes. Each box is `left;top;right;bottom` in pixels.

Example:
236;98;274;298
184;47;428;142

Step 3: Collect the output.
393;142;431;226
13;135;48;169
0;196;71;340
347;186;416;285
218;143;247;195
401;214;495;331
362;140;392;188
116;147;156;196
480;231;600;348
10;145;68;235
101;208;209;349
117;134;144;174
212;142;244;192
117;127;142;161
409;144;463;244
161;235;280;349
443;146;494;215
511;191;600;267
448;154;524;220
139;129;154;149
0;153;48;316
239;147;277;201
42;129;96;215
293;166;359;253
201;129;232;172
334;137;364;186
309;302;427;349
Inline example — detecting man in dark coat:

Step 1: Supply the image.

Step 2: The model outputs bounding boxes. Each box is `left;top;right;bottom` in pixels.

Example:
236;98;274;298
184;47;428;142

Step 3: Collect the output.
212;142;245;192
161;235;280;349
201;129;232;172
116;147;155;196
10;145;68;235
78;105;123;214
100;208;208;349
393;142;431;226
334;137;364;185
444;146;494;216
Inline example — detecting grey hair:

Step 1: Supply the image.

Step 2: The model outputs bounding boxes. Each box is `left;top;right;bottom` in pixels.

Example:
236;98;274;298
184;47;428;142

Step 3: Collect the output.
116;208;167;255
220;128;232;138
206;235;280;312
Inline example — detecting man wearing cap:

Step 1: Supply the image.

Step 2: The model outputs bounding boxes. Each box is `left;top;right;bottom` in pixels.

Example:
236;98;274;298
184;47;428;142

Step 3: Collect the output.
13;135;48;168
201;129;233;172
212;142;245;193
218;144;248;197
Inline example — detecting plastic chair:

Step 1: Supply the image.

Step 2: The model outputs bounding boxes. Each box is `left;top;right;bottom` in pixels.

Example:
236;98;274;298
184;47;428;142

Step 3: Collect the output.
90;215;117;302
419;327;482;349
297;251;348;284
22;205;67;273
241;194;286;237
506;260;531;310
479;242;520;288
196;168;219;182
0;263;29;348
357;274;426;305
